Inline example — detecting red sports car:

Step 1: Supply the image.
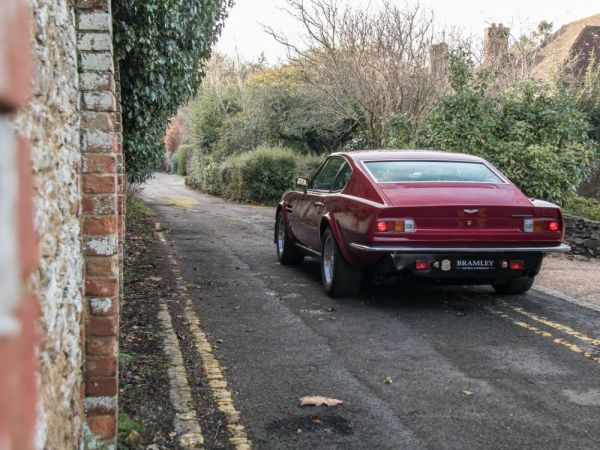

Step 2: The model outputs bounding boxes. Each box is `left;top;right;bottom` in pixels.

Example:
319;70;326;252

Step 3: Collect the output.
275;150;570;297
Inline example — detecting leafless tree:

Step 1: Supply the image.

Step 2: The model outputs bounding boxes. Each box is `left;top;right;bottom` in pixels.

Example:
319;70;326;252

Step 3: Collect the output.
266;0;447;147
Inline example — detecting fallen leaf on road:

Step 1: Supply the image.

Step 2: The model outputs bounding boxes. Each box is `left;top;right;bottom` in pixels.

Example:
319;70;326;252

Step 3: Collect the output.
125;430;140;446
383;376;393;384
300;396;343;407
463;390;474;396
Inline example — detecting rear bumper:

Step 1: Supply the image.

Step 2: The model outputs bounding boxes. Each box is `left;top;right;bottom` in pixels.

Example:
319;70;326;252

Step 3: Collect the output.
349;243;571;254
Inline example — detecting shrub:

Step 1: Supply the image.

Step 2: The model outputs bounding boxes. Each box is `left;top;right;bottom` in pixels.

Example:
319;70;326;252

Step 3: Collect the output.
419;52;595;204
169;152;178;173
175;145;191;176
562;193;600;221
186;150;222;195
295;153;324;181
185;143;330;205
219;146;298;205
491;143;591;203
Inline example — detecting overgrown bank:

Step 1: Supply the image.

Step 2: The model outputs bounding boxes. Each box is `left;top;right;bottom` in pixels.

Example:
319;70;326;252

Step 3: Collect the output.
120;201;176;448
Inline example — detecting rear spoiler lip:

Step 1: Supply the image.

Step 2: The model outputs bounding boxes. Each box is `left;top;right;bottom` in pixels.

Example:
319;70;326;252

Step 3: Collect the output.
349;243;571;254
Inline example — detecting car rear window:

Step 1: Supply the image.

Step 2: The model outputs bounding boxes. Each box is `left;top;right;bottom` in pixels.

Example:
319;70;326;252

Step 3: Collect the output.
364;160;504;183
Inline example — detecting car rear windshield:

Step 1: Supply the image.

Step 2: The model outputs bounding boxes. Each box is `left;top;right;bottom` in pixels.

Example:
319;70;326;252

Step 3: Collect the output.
364;160;504;183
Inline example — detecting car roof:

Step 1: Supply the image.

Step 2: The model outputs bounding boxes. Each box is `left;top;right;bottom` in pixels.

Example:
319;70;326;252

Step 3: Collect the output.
333;149;486;163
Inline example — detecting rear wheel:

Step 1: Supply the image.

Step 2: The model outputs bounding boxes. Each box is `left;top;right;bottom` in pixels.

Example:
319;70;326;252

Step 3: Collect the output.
276;213;303;265
492;276;535;295
321;228;362;297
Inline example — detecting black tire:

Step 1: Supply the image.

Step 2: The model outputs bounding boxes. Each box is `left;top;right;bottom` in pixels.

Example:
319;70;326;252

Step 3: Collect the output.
492;276;535;295
276;213;303;265
321;228;362;297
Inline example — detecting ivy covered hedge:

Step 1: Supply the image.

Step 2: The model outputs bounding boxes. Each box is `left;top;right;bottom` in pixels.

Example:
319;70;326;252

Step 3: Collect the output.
113;0;233;183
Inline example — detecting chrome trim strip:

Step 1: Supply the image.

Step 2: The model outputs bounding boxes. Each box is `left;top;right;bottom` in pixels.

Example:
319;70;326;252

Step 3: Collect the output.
349;243;571;253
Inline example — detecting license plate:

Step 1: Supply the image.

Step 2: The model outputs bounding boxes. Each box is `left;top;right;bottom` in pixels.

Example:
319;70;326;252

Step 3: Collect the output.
453;257;496;271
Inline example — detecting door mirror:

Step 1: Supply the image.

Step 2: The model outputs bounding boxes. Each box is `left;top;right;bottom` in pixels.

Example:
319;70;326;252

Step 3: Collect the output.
296;177;309;191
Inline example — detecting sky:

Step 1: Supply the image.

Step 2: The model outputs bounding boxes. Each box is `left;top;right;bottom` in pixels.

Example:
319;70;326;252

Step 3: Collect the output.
215;0;600;63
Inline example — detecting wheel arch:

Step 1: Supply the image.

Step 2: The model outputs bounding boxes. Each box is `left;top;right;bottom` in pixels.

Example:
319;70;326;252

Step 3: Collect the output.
319;213;357;266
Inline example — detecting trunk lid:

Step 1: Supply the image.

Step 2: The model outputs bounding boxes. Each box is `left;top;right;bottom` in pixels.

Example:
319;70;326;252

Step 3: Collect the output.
377;183;536;240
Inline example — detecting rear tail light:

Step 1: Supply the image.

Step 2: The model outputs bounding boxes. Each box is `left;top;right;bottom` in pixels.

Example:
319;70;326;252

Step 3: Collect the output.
376;221;388;232
548;221;560;232
509;260;524;270
375;219;415;233
524;219;561;233
415;260;430;270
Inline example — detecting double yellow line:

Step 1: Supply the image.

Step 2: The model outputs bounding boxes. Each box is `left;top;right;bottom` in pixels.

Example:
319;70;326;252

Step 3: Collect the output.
484;299;600;366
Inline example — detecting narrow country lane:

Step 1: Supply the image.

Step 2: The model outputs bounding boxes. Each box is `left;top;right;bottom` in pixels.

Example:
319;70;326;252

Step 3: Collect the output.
140;173;600;450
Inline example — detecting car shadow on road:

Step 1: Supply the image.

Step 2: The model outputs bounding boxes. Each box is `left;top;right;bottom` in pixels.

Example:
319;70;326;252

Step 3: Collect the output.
294;256;504;315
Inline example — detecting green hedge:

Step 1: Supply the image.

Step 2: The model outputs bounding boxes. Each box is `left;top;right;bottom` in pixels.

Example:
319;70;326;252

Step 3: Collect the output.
220;146;298;204
175;145;191;176
186;145;326;205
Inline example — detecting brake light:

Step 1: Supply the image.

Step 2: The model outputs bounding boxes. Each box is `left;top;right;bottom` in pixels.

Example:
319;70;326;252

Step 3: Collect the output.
377;221;388;232
509;260;524;270
524;219;561;233
415;260;430;270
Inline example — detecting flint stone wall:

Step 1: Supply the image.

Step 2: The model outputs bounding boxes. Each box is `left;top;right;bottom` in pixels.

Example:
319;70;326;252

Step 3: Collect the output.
13;1;85;448
564;214;600;258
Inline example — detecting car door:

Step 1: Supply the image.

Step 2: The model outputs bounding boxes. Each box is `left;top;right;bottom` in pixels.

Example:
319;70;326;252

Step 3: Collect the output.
286;163;325;246
300;157;346;251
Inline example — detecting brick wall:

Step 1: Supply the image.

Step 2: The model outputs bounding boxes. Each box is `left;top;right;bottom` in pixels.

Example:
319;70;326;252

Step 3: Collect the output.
75;1;121;448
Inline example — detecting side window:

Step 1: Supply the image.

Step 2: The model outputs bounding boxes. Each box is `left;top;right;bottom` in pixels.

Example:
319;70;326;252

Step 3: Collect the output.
331;163;351;192
311;158;345;191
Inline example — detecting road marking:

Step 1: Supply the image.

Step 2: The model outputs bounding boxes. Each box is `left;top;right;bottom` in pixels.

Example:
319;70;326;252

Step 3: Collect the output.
485;305;600;366
158;303;205;449
501;302;600;347
157;225;252;449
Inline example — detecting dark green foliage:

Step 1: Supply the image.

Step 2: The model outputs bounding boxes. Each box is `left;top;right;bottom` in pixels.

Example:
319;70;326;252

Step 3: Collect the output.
419;51;594;204
558;59;600;199
219;146;298;205
186;153;222;195
295;153;324;181
382;113;414;149
562;193;600;221
112;0;233;183
175;144;190;176
186;145;326;205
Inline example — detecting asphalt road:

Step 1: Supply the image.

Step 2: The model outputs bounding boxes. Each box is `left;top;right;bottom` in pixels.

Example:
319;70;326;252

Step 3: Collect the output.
141;173;600;450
